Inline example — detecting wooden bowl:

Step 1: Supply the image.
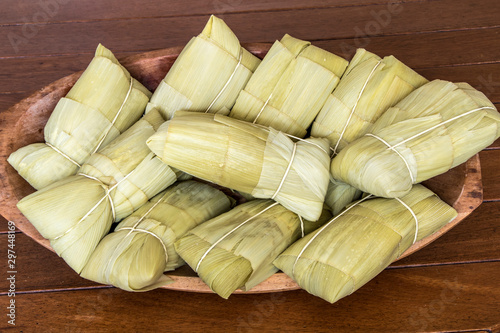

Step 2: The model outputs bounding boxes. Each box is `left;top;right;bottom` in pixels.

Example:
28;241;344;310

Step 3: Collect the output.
0;44;483;294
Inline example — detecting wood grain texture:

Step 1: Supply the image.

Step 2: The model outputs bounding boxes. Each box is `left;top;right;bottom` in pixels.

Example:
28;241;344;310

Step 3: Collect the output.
480;150;500;201
1;262;498;332
2;28;500;98
1;0;500;58
0;0;428;24
0;93;30;110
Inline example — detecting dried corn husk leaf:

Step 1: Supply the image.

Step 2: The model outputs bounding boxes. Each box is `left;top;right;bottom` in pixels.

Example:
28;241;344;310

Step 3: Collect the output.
147;112;330;221
146;15;260;120
8;44;151;190
17;109;177;274
311;48;427;153
324;179;362;215
175;199;332;298
81;180;232;291
331;80;500;198
229;34;348;137
274;185;457;304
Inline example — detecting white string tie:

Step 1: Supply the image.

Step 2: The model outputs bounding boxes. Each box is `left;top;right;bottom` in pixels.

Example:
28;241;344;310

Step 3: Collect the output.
118;227;169;265
53;170;135;240
195;201;279;272
333;60;382;155
291;194;374;278
395;198;419;245
46;142;81;168
93;77;134;154
253;92;273;124
205;48;243;113
298;215;305;238
272;142;297;200
365;133;415;183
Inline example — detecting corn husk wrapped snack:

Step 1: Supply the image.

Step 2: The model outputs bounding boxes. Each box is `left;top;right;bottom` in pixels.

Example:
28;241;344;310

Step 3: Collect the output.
229;34;348;137
324;179;362;215
8;44;152;190
147;112;331;221
146;15;260;120
17;109;177;274
175;199;332;298
331;80;500;198
311;48;428;153
80;180;233;291
274;185;458;304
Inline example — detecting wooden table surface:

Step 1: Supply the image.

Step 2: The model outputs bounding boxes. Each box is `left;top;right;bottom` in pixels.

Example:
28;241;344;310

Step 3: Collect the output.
1;0;499;332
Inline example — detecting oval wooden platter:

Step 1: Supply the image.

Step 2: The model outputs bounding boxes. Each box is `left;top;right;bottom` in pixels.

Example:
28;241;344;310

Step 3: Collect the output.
0;44;483;294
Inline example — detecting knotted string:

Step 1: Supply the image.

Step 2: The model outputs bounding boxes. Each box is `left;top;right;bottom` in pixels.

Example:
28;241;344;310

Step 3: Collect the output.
116;191;170;264
205;48;243;114
46;142;81;168
195;201;279;272
118;228;169;265
365;133;415;182
389;106;495;149
53;170;135;241
251;122;331;156
365;106;495;183
332;60;382;155
92;77;134;154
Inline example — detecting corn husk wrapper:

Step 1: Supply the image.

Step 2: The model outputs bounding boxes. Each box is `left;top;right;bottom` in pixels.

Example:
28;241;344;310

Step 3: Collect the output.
229;34;348;137
311;48;428;153
147;112;331;221
331;80;500;198
80;180;233;291
17;109;177;274
324;179;362;216
274;184;457;304
175;199;332;298
8;44;151;190
146;15;260;120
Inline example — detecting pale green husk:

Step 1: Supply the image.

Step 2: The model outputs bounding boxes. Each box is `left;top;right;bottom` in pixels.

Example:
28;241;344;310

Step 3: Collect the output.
8;44;151;190
330;80;500;198
80;180;232;291
17;109;177;274
147;111;330;221
324;179;362;216
146;15;260;120
311;48;428;153
175;199;332;298
274;184;457;304
229;34;348;137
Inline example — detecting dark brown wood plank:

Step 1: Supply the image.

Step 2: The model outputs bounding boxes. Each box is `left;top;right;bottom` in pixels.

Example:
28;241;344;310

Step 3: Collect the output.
0;215;12;233
489;137;500;149
480;150;500;201
0;232;96;292
393;202;500;267
319;27;500;66
2;200;498;293
0;93;30;111
1;0;500;58
0;0;426;24
2;28;500;96
1;262;498;332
